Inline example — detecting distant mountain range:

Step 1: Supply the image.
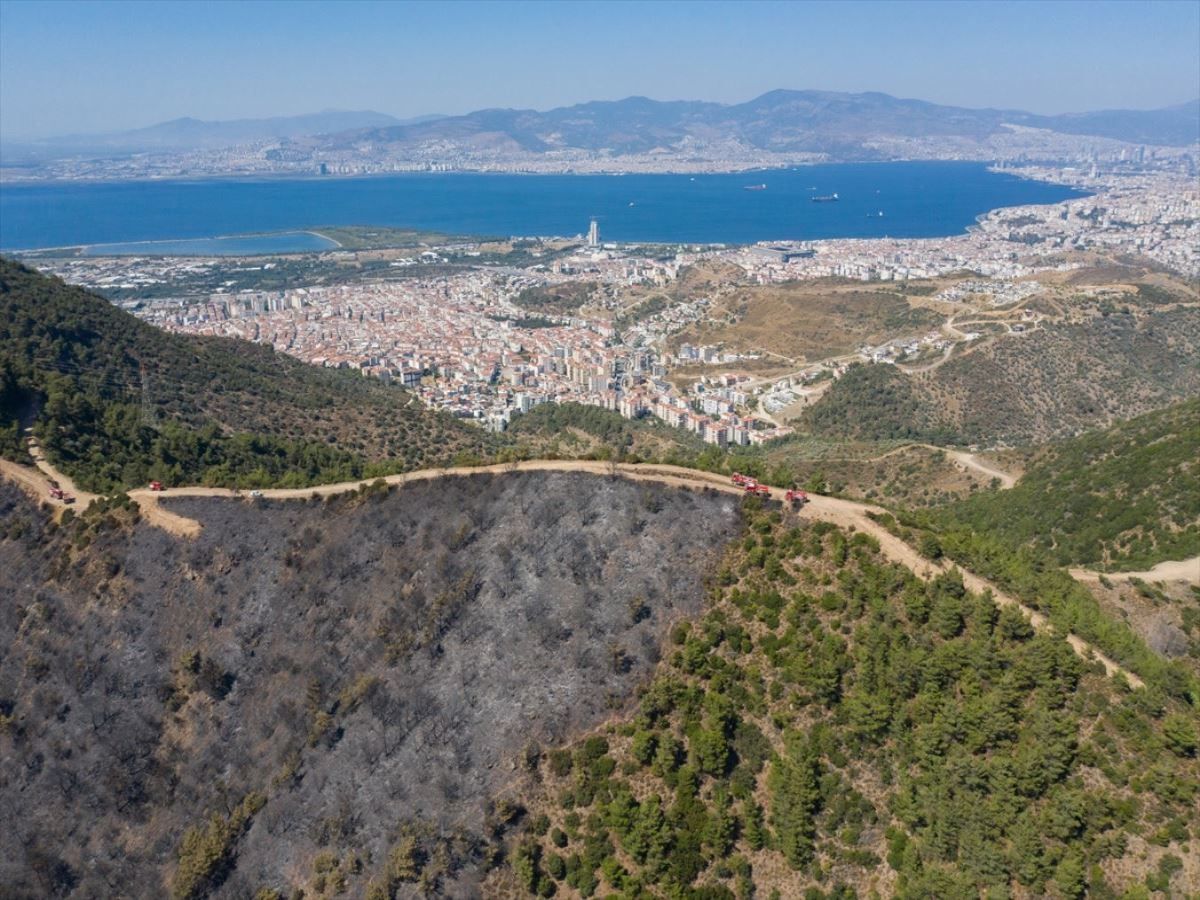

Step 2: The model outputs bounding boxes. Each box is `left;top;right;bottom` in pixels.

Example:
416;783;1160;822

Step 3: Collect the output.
3;92;1196;169
1033;99;1200;146
3;110;445;158
324;92;1200;154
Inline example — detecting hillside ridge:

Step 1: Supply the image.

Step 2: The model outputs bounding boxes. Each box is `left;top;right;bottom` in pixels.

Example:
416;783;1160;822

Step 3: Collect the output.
0;258;499;492
0;449;1147;687
273;91;1200;153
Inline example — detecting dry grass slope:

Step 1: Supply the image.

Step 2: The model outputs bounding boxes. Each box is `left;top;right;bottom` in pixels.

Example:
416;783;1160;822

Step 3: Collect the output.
674;280;943;363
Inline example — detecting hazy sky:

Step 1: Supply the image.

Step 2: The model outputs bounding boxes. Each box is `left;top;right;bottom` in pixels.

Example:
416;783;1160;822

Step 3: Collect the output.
2;0;1198;139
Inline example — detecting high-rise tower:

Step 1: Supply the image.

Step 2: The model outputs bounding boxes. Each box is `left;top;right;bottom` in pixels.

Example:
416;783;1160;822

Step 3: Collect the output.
587;217;599;248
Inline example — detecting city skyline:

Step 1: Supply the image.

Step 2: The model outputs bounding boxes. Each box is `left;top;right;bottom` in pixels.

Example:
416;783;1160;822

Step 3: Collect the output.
2;0;1199;140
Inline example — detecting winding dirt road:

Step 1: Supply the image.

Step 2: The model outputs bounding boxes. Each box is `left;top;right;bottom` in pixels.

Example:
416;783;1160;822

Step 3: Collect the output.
805;443;1018;490
1070;556;1200;587
897;341;956;375
0;456;54;505
942;448;1018;488
0;452;1141;685
27;439;101;508
0;442;99;519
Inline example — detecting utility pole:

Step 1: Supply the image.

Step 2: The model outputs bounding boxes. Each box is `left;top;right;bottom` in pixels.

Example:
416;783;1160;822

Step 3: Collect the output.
139;359;159;430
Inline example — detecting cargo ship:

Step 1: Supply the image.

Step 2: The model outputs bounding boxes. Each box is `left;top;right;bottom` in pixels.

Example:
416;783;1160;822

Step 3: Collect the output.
743;183;768;191
811;192;839;202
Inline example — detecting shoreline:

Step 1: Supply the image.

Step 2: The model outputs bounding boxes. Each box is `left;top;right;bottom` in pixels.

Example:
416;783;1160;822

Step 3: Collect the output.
0;157;1026;189
303;229;344;249
0;161;1087;257
4;229;341;258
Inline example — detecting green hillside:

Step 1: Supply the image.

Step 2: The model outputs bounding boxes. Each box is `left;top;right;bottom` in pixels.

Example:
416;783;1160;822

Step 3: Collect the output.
507;401;710;462
801;363;957;444
802;306;1200;448
493;504;1200;898
0;258;498;491
935;399;1200;571
915;307;1200;446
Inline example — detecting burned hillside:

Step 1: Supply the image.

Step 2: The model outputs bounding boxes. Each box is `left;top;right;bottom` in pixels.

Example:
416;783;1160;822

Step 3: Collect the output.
0;472;742;898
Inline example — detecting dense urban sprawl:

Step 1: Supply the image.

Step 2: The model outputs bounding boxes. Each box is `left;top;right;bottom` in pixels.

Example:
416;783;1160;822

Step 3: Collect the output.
25;161;1200;444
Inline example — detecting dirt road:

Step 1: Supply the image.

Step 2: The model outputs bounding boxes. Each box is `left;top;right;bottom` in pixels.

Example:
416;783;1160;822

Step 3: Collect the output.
792;492;1138;683
0;456;54;506
898;341;956;375
803;443;1019;490
27;440;101;508
0;443;99;519
1071;556;1200;587
1;453;1141;685
943;449;1018;488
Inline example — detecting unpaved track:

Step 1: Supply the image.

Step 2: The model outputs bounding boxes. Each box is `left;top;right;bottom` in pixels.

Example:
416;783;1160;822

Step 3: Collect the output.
1071;556;1200;587
876;442;1017;489
794;493;1139;684
802;443;1018;490
2;455;1140;685
898;341;955;374
27;439;101;508
942;449;1018;488
0;448;99;520
0;457;53;506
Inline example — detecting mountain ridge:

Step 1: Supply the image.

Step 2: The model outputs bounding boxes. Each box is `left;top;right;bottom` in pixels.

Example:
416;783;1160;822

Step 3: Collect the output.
6;91;1196;164
3;110;443;156
324;89;1200;154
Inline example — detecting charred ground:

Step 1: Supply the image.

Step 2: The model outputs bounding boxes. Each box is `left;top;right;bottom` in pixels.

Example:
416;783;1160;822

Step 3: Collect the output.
0;472;742;898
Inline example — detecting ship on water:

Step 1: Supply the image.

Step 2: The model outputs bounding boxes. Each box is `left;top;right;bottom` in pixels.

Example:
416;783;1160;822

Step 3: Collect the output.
811;192;839;202
743;183;767;191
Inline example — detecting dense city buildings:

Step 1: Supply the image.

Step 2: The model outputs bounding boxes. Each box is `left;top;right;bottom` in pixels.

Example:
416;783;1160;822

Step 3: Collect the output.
5;114;1196;182
23;160;1200;445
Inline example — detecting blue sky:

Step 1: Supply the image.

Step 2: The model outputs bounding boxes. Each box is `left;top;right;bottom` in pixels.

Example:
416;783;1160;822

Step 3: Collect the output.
1;0;1197;139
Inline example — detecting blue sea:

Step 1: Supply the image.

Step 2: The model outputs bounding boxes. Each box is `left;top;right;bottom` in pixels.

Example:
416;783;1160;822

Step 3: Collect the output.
0;163;1084;253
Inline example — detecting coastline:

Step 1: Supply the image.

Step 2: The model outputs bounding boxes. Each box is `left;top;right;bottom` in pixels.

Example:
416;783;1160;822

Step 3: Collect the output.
303;229;344;249
1;157;1022;189
0;161;1087;255
5;230;340;258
